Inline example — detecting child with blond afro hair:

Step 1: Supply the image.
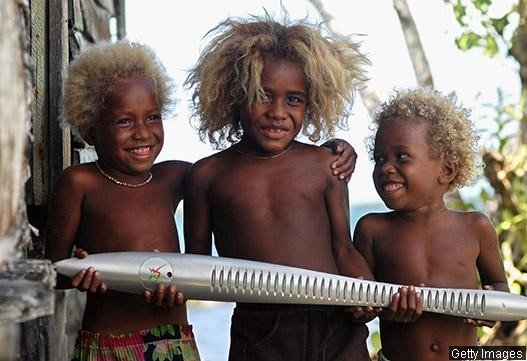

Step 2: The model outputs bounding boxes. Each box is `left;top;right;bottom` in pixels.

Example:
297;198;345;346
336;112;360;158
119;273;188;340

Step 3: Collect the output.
184;14;375;361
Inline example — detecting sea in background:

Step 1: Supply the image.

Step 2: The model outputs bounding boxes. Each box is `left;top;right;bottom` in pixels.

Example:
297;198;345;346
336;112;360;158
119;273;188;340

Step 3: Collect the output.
177;202;388;361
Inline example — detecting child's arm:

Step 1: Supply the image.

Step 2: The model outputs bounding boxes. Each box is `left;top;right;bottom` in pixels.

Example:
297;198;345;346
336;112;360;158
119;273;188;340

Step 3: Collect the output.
354;215;422;323
325;175;374;280
475;213;509;292
463;213;509;328
183;161;214;255
45;166;106;292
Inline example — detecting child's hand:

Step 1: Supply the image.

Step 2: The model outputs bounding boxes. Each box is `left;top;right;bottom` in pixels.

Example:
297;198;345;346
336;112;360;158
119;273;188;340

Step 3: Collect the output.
464;285;496;328
382;285;422;322
70;248;107;293
346;305;382;322
322;138;357;182
143;284;186;307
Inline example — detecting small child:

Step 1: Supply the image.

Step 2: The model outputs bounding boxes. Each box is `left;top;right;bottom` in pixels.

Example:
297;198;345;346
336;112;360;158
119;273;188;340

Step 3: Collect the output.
45;41;200;361
353;88;509;361
184;15;374;361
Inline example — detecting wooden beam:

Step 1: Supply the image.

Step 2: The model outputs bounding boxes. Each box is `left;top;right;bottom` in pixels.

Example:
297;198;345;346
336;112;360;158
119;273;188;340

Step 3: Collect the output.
48;0;71;190
0;259;55;323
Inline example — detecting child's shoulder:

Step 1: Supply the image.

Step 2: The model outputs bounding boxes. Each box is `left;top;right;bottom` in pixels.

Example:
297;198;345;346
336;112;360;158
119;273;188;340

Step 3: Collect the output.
449;209;494;230
153;160;192;175
59;162;97;186
293;141;334;164
356;212;393;228
190;148;233;172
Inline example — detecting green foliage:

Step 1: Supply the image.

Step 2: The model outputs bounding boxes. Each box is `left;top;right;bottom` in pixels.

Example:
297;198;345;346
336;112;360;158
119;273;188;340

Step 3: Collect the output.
444;0;516;56
455;92;527;343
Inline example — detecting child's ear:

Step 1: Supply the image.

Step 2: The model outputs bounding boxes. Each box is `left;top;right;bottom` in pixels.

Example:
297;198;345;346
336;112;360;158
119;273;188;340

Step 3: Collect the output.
439;160;458;184
82;126;96;146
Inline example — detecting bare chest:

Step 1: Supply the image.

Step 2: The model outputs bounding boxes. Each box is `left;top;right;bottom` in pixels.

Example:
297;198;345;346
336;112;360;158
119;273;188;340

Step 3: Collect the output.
78;187;179;252
373;222;480;287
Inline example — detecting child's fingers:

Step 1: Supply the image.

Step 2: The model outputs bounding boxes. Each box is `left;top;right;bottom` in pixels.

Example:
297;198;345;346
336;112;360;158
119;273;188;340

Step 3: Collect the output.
143;290;153;303
80;267;95;290
176;292;186;305
165;285;177;307
74;248;88;259
464;318;496;328
88;270;102;293
70;269;86;288
410;292;423;322
154;284;165;306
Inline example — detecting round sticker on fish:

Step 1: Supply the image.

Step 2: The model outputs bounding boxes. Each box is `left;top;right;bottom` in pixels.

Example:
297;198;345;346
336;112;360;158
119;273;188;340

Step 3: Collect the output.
139;257;174;291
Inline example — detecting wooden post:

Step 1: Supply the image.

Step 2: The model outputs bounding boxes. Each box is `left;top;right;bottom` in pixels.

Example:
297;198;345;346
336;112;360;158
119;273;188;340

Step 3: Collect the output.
0;1;55;360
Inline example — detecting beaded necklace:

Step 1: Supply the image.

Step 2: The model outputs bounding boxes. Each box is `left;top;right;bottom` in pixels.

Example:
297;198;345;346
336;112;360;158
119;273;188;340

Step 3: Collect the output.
95;161;152;188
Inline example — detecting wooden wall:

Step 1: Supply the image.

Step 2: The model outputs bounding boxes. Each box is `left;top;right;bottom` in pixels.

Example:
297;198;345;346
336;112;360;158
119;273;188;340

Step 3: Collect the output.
0;0;125;360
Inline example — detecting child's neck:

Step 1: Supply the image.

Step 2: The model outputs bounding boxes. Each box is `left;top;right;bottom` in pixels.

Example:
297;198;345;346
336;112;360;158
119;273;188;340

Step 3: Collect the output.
394;200;449;220
234;140;295;159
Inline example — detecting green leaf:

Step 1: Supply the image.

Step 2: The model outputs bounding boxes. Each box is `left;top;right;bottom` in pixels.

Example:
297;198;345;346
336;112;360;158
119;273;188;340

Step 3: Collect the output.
474;0;491;14
491;15;510;36
484;34;499;56
453;2;467;25
455;31;482;50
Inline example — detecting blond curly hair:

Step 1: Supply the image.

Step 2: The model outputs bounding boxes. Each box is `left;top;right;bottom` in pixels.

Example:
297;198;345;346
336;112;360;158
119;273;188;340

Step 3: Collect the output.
369;87;481;190
185;14;369;149
63;40;175;141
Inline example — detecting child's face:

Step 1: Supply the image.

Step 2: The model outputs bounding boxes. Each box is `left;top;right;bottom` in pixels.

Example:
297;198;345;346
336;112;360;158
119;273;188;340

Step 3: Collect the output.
372;117;446;211
239;57;306;156
88;78;163;178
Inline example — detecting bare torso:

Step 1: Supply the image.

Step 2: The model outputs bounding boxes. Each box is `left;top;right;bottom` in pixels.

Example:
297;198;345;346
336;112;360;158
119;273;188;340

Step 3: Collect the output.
47;161;190;333
355;210;507;361
191;142;341;274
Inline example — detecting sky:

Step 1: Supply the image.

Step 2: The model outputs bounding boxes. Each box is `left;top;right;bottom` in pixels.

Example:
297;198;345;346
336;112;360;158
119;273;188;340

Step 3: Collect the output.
124;0;520;206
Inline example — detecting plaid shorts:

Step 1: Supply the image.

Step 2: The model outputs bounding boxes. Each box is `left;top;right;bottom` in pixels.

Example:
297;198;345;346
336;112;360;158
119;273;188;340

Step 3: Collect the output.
71;324;200;361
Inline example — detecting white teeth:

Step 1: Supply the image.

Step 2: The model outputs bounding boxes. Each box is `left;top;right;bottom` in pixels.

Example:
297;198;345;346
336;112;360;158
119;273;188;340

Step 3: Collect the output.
384;183;402;191
129;147;150;154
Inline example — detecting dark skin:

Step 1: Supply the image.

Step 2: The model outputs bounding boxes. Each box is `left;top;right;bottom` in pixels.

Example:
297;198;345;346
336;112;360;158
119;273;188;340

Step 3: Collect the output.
354;118;509;361
45;77;357;334
184;57;374;288
46;79;190;333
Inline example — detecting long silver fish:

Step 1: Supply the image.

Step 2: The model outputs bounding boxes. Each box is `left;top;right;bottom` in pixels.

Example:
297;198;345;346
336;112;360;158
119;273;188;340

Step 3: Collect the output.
55;252;527;321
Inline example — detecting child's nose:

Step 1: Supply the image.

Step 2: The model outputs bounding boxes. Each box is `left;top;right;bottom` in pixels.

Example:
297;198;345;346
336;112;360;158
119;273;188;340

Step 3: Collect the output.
268;100;287;119
132;122;151;139
381;161;396;174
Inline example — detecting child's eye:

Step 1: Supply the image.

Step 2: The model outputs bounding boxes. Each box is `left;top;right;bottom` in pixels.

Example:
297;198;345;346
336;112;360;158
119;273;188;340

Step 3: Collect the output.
397;152;409;161
147;114;162;122
373;155;385;165
116;118;132;125
287;96;303;105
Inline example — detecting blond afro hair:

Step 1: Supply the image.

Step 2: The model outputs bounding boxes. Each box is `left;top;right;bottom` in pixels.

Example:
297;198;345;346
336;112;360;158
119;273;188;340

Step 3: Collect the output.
369;87;481;190
63;40;175;141
185;14;369;149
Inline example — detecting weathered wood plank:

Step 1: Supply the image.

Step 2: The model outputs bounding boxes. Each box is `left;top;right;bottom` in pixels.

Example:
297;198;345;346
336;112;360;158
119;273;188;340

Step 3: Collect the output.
49;0;71;189
29;0;49;206
80;0;112;42
0;259;55;323
0;0;31;237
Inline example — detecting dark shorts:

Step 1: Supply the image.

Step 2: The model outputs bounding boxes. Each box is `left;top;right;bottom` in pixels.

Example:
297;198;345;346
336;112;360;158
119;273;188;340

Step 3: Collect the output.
71;324;200;361
228;303;371;361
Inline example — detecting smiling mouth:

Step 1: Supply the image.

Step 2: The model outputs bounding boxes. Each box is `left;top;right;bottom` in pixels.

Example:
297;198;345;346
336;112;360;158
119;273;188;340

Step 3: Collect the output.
127;146;152;155
383;182;403;192
260;126;288;138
